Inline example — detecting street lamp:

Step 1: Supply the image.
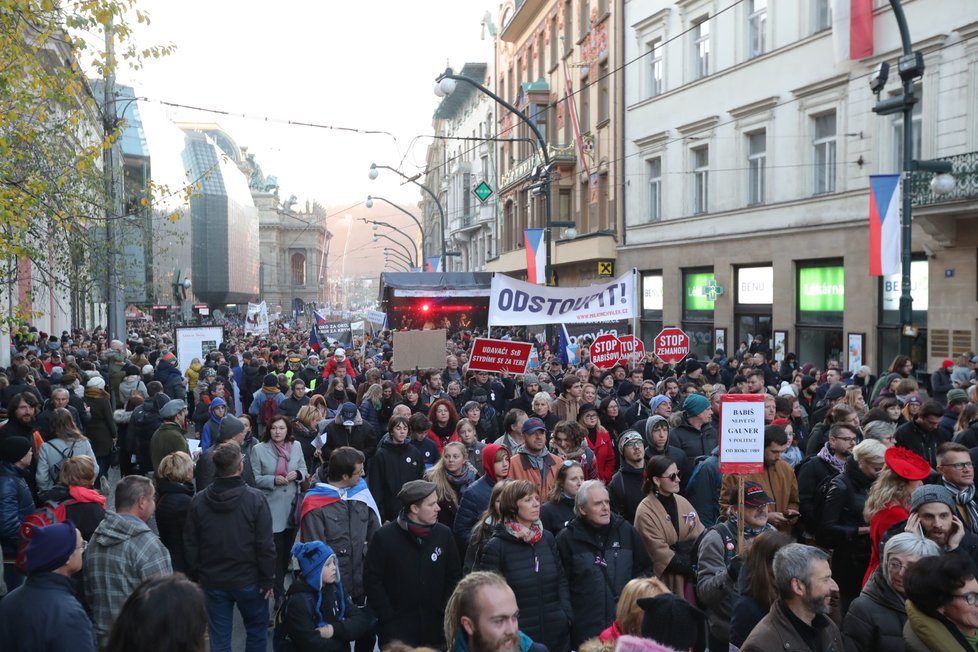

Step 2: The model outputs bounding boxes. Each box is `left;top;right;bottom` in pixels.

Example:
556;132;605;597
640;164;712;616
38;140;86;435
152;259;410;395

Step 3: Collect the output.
384;248;414;269
872;0;955;358
366;196;425;260
361;217;419;256
372;232;417;268
368;163;448;266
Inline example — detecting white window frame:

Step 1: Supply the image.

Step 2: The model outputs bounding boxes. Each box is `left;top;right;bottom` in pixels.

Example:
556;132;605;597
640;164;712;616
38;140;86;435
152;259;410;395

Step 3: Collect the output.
747;130;766;205
692;16;710;80
747;0;767;59
692;146;709;214
813;0;831;33
647;38;663;98
647;157;662;222
812;111;837;195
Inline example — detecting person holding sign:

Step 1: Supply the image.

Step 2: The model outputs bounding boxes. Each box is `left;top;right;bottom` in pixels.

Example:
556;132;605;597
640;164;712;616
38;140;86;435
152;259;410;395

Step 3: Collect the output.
634;455;704;598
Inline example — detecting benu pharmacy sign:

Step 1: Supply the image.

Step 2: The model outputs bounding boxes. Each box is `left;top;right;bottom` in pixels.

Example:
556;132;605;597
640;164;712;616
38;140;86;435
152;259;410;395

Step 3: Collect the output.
799;266;845;312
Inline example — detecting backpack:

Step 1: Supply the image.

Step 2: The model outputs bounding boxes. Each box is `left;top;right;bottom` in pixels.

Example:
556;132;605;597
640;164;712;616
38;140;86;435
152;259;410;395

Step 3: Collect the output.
42;440;76;486
271;590;315;652
15;498;78;574
260;394;279;428
692;519;736;573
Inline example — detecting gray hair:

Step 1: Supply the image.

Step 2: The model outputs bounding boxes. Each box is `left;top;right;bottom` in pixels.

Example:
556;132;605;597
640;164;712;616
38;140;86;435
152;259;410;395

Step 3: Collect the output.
863;420;898;441
882;533;940;570
51;387;70;399
773;544;830;598
574;480;607;516
115;475;154;511
532;391;552;405
852;438;886;465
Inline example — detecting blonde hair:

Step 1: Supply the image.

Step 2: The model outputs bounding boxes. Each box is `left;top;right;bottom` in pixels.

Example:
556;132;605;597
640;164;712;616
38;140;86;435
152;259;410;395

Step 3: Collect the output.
425;442;470;507
444;571;512;651
157;451;194;483
864;466;915;522
59;455;96;487
614;577;670;636
296;405;321;427
852;438;886;465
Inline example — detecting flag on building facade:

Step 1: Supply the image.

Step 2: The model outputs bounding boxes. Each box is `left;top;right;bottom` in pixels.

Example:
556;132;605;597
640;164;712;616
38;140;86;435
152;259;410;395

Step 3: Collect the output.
426;256;441;273
869;174;902;276
832;0;874;61
524;228;546;285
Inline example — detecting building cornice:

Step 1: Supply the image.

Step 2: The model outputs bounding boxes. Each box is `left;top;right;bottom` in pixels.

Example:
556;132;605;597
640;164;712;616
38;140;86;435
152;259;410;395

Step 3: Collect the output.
631;7;670;33
728;95;780;121
790;73;849;100
676;115;719;137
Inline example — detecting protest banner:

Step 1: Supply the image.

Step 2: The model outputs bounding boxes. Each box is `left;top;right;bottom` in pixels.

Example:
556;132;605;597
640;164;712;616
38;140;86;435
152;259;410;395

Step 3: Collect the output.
365;309;387;327
319;323;353;347
488;270;637;326
589;334;622;370
245;301;269;335
175;326;224;374
392;329;447;371
719;393;767;552
468;338;533;374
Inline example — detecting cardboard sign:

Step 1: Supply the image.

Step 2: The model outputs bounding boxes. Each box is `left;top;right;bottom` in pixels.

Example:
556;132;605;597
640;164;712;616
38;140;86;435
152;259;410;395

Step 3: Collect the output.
392;329;447;371
718;394;766;474
468;338;533;374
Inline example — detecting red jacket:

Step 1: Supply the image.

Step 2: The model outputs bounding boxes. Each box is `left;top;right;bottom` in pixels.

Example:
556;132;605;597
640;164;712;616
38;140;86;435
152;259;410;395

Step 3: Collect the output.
321;357;356;379
586;426;616;484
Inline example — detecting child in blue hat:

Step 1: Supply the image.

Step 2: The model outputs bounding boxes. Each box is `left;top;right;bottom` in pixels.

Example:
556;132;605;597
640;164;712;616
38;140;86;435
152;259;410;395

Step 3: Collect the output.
278;540;371;651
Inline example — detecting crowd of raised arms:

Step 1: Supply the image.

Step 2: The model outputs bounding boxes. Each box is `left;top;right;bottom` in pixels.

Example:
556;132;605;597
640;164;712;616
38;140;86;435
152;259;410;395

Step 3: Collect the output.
1;321;978;652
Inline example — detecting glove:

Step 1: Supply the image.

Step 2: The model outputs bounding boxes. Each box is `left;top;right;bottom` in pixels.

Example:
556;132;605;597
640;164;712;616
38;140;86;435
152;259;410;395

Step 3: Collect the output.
665;554;696;579
728;556;743;583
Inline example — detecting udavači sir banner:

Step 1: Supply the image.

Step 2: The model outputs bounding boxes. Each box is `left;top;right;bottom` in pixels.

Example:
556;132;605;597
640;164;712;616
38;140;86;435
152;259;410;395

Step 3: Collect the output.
489;270;637;327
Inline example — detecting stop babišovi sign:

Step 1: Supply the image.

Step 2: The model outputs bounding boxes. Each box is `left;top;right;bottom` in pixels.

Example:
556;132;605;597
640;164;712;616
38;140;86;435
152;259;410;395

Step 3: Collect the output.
654;328;689;364
618;334;645;363
589;334;622;369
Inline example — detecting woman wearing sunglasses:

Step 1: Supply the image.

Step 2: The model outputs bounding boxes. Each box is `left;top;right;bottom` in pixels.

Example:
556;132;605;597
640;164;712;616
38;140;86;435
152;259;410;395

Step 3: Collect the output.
633;455;704;599
903;552;978;651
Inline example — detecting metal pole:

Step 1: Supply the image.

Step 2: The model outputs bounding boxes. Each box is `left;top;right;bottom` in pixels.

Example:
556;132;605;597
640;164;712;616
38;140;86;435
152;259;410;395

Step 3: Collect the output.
890;0;914;359
367;200;425;263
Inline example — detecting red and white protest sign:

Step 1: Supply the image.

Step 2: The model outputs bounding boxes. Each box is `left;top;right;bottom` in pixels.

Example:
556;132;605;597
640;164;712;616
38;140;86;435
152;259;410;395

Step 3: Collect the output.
590;333;622;370
618;334;645;365
653;327;689;364
718;394;766;475
468;338;533;374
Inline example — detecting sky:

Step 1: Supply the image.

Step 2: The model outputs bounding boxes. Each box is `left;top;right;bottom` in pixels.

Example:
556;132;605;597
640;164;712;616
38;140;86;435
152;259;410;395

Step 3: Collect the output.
110;0;496;209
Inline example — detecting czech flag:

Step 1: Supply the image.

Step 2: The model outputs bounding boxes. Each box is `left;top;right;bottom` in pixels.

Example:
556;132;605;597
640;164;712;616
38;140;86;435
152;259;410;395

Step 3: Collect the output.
299;478;381;539
426;256;441;273
308;325;321;352
314;309;328;326
832;0;874;62
524;228;545;285
868;174;902;277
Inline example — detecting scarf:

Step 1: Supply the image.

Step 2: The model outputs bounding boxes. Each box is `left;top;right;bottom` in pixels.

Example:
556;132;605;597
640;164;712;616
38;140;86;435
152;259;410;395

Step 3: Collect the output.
503;518;544;545
945;480;978;534
271;440;292;477
516;443;546;471
552;441;587;462
447;463;478;490
817;443;847;473
263;386;281;395
68;484;107;507
431;421;455;444
725;514;775;541
397;511;434;539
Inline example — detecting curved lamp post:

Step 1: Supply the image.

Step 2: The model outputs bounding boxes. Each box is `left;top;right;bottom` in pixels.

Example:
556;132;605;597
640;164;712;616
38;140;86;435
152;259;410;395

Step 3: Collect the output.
372;232;417;268
365;196;425;260
368;163;448;266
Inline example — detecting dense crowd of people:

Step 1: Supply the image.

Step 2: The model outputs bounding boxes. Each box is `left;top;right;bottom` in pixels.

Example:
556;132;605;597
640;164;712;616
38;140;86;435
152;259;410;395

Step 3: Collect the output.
1;322;978;652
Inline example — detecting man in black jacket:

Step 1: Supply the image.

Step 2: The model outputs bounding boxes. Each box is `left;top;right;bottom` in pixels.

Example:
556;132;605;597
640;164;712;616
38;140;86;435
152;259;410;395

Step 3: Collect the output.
184;441;276;652
364;479;461;649
556;480;652;647
609;431;647;523
194;415;257;491
895;400;950;469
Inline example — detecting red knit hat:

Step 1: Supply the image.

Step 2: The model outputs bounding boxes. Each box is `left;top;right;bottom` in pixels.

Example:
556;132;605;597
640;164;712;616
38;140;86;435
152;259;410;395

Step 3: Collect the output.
942;359;954;369
884;447;931;481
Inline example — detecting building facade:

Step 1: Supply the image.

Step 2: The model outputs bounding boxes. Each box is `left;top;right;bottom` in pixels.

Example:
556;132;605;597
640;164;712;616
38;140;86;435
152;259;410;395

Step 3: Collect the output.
620;0;978;372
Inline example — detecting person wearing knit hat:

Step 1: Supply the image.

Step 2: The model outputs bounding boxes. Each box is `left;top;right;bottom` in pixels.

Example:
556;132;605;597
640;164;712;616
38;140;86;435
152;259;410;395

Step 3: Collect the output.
941;388;971;434
669;394;717;481
248;371;286;434
908;485;978;564
931;359;956;407
0;522;95;650
0;435;34;590
282;540;370;648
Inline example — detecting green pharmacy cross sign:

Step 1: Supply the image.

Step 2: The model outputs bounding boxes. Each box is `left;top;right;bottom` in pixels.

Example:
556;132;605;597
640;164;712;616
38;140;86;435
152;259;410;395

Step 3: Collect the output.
701;279;724;302
474;181;493;203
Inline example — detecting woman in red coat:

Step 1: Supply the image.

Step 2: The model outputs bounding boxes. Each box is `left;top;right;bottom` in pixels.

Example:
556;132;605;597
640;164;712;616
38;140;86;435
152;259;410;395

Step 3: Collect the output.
577;402;615;483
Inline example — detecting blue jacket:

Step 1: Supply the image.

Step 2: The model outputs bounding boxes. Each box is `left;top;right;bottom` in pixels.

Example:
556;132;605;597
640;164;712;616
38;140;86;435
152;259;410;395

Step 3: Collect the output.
0;571;97;651
454;475;494;547
154;357;182;387
200;397;227;451
0;461;34;559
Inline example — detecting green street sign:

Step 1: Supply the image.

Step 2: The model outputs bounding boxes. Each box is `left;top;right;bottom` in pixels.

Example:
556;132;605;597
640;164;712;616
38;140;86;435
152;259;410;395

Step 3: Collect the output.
474;181;493;203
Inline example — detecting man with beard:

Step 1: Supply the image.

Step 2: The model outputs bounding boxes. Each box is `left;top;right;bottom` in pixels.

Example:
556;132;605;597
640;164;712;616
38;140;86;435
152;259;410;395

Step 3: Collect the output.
740;544;843;652
938;442;978;533
796;423;857;543
0;392;42;495
443;571;547;652
906;485;978;569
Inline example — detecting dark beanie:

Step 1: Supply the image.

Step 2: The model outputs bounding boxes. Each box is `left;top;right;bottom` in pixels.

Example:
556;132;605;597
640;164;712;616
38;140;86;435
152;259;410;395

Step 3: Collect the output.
263;373;279;388
638;593;706;650
24;521;77;574
1;436;32;464
218;415;246;442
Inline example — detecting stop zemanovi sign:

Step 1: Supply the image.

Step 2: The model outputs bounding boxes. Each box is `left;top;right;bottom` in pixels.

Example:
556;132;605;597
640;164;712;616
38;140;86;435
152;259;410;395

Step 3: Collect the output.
654;328;689;364
589;333;622;370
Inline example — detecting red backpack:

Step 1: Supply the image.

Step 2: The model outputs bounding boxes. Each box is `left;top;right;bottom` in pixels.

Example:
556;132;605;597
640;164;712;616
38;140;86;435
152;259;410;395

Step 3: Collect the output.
16;498;78;574
260;394;279;427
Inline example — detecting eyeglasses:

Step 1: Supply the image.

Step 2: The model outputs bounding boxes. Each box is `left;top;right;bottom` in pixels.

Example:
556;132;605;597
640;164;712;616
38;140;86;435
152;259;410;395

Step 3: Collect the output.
658;472;681;481
954;592;978;606
886;559;908;573
942;462;974;471
76;540;88;554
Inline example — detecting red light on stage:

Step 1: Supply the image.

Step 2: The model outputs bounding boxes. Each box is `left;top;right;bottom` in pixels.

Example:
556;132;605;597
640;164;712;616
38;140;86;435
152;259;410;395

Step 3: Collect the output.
420;303;431;313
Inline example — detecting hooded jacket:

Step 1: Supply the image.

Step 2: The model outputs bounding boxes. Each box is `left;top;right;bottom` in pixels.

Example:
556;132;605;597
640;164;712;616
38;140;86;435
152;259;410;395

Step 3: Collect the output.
283;575;371;652
453;443;508;548
183;475;276;592
149;420;189;474
199;397;226;451
0;461;34;559
155;478;194;574
323;408;376;462
84;510;173;636
366;435;423;523
668;412;718;477
0;572;97;651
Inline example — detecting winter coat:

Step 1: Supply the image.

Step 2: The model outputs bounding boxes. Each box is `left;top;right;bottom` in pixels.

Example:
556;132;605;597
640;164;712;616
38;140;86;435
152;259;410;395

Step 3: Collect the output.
198;398;226;451
358;399;382;434
556;515;653;647
633;491;704;596
322;410;377;462
0;571;97;652
929;368;954;406
367;436;424;523
903;598;972;652
412;435;441;470
609;463;645;523
117;375;148;406
720;460;800;536
36;437;98;492
84;510;173;636
282;578;372;652
796;454;841;532
895;419;950;469
154;357;183;392
194;436;257;491
35;404;83;441
823;459;874;601
0;462;33;560
149;421;190;474
540;494;576;536
184;361;202;392
686;451;722;528
742;599;844;652
363;519;461;648
299;488;380;598
279;394;310;420
251;440;307;533
508;449;562;497
83;390;117;457
668;414;718;478
183;476;276;592
454;474;494;548
477;526;572;652
585;426;616;484
843;567;908;652
155;479;194;574
551;394;581;423
36;484;106;542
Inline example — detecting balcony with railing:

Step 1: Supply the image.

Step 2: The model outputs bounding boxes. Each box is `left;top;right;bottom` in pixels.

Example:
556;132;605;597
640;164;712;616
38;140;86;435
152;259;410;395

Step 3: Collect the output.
500;143;577;191
910;151;978;206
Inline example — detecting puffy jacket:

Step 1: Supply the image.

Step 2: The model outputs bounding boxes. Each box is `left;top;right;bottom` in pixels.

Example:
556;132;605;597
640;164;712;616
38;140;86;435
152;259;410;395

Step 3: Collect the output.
476;526;572;652
0;572;96;651
842;567;907;652
322;410;376;462
153;357;182;389
358;399;382;434
183;476;276;592
796;454;841;532
540;494;575;536
668;414;718;478
823;459;874;602
0;462;33;559
155;479;194;574
199;397;226;451
282;578;372;652
454;474;494;549
556;514;652;647
366;435;423;523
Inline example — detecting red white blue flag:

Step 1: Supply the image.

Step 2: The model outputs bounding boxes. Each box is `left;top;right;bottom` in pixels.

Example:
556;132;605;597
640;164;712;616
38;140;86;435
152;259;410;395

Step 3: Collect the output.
832;0;874;62
299;478;380;538
524;228;546;285
869;174;902;276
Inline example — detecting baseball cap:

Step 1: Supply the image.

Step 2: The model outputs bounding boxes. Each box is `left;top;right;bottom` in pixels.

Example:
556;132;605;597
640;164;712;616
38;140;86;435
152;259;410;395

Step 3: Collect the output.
521;417;547;435
339;402;357;427
729;481;774;509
